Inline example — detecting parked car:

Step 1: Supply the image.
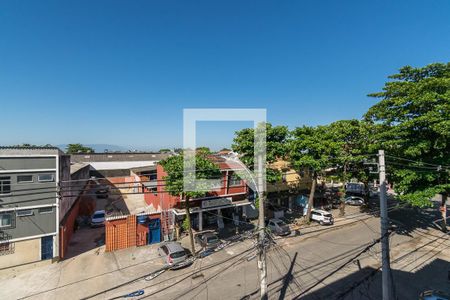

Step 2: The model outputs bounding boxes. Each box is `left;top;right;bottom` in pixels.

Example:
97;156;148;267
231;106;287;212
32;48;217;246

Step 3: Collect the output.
90;210;106;227
158;242;193;269
310;209;334;225
195;232;221;250
419;290;450;300
95;186;109;198
267;218;291;236
345;196;364;206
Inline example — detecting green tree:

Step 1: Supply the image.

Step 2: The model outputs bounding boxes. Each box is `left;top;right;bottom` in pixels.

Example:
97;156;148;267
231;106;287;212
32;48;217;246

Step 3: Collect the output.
66;143;95;154
290;125;340;221
159;148;172;153
327;120;378;214
160;153;221;254
232;123;289;183
195;147;212;155
365;63;450;207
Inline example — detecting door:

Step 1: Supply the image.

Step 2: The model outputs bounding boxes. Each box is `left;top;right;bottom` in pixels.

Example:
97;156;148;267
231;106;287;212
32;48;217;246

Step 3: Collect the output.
148;219;161;244
41;236;53;260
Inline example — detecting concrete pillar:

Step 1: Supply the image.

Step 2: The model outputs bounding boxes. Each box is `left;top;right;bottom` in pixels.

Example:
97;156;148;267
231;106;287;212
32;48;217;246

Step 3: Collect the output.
217;209;224;229
198;211;203;232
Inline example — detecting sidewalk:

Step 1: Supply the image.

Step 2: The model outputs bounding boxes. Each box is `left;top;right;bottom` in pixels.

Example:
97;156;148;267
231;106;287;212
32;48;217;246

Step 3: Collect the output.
0;242;164;300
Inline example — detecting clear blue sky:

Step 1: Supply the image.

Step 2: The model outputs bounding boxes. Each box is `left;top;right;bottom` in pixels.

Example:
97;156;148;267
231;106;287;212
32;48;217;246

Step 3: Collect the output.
1;1;449;151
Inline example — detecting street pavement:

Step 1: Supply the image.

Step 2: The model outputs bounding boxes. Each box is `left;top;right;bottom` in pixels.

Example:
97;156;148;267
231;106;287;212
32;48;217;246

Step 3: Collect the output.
1;206;449;300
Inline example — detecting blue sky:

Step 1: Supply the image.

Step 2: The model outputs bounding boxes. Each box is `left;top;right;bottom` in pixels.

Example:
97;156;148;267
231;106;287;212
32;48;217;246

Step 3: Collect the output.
1;1;449;151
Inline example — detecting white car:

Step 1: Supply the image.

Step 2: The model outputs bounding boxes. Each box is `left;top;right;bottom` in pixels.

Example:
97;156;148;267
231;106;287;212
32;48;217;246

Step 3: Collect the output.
90;210;106;227
310;209;334;225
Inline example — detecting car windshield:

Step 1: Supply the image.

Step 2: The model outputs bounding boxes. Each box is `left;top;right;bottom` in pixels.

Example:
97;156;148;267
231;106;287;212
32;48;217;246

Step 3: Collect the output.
324;214;332;218
170;251;186;259
274;220;286;225
93;213;105;218
207;236;219;243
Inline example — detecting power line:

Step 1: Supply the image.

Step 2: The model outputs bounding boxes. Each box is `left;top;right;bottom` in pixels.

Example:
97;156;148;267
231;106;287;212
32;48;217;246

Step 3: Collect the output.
385;155;450;168
292;230;390;299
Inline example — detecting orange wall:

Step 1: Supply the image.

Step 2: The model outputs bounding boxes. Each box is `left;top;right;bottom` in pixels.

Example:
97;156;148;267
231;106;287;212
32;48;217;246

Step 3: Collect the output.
59;199;80;259
144;165;248;210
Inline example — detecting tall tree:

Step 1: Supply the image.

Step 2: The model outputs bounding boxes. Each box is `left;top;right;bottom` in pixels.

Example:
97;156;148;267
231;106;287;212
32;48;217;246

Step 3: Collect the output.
232;123;289;183
66;143;95;154
160;153;221;254
327;120;377;214
365;63;450;207
289;125;339;221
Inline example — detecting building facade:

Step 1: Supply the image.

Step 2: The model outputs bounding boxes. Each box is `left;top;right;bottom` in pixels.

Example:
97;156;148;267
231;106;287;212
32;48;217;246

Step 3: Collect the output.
0;147;70;269
103;154;257;251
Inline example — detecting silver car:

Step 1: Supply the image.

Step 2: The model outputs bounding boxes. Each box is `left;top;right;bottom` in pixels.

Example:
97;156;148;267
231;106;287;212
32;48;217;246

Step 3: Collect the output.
267;218;291;236
158;242;192;269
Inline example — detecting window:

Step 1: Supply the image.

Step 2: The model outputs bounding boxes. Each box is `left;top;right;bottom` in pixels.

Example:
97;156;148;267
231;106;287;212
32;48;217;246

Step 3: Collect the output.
0;240;14;256
210;179;224;189
0;212;13;228
0;176;11;194
17;209;33;217
38;207;53;214
17;175;33;183
0;242;10;252
38;174;54;182
229;174;241;187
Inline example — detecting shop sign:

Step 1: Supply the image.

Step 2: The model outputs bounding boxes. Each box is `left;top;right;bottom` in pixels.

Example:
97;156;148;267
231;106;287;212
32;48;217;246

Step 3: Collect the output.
201;197;232;209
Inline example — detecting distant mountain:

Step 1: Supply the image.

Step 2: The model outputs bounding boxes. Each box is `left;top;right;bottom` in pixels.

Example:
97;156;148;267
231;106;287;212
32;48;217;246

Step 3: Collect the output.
57;144;128;153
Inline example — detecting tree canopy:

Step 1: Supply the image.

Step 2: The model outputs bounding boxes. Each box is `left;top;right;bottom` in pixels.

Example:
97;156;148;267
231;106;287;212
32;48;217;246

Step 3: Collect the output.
159;153;221;199
232;122;289;183
66;143;95;154
365;63;450;206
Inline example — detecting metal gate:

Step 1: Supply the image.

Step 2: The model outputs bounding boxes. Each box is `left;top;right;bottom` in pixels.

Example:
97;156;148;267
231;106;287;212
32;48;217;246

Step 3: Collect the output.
41;236;53;260
148;219;161;244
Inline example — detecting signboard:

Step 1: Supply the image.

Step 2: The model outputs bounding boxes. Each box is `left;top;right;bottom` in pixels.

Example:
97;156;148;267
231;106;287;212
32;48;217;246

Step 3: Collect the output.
201;197;232;209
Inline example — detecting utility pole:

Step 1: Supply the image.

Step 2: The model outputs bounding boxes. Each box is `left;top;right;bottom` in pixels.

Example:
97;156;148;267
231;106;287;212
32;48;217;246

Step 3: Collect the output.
257;153;268;300
378;150;393;300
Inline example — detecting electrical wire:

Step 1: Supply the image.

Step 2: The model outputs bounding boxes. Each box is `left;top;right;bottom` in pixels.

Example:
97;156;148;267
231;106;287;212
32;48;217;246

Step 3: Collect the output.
385;154;450;168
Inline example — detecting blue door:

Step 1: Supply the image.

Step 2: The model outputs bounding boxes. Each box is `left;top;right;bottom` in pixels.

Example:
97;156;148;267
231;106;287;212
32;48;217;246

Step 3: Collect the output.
148;219;161;244
41;236;53;260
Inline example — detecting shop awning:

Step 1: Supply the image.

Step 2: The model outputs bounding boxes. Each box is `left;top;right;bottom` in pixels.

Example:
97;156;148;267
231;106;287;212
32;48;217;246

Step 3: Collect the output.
171;199;253;216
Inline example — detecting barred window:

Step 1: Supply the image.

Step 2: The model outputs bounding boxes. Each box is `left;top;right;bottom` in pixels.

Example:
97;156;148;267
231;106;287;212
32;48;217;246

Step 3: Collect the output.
0;212;13;228
0;176;11;194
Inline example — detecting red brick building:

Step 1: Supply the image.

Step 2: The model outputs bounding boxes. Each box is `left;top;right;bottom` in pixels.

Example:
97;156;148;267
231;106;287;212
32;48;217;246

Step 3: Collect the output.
104;155;257;251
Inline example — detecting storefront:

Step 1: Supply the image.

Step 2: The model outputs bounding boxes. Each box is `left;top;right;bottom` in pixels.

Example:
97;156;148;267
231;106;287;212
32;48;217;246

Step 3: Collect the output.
172;197;256;232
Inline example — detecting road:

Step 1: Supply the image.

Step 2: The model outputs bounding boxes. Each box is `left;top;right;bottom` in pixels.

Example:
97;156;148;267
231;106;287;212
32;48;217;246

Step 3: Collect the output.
1;207;449;300
100;209;450;300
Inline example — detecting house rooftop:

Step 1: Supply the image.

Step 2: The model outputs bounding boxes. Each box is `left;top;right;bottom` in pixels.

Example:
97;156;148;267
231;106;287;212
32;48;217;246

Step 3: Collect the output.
70;152;173;163
0;146;64;156
70;162;90;175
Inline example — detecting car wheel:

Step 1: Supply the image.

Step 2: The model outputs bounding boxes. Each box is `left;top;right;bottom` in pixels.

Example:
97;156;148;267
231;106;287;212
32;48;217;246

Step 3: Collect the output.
319;220;324;225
